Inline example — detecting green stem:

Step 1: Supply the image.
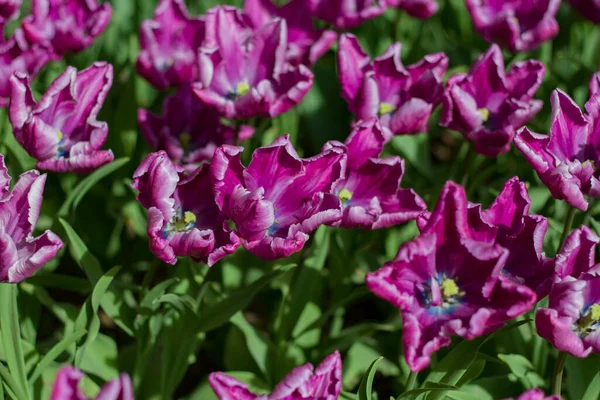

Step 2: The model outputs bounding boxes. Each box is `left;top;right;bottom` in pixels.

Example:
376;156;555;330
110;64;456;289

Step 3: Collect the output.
552;351;567;396
406;371;418;391
460;144;475;188
558;206;577;254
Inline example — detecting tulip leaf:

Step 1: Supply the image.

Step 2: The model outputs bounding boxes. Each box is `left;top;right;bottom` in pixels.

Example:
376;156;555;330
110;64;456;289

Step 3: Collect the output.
139;278;180;313
58;157;129;217
230;312;270;377
0;284;31;400
28;329;87;384
197;264;295;333
582;372;600;400
356;357;383;400
0;362;27;400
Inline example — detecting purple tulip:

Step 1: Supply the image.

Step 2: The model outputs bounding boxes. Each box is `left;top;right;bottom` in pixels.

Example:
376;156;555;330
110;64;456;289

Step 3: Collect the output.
193;6;313;120
506;389;561;400
465;0;559;52
9;62;114;173
138;88;253;168
591;72;600;96
0;0;21;24
514;89;600;212
23;0;111;55
536;227;600;358
568;0;600;24
132;151;240;266
385;0;438;19
442;44;544;156
0;154;62;283
366;181;537;372
51;366;134;400
324;118;427;229
210;351;342;400
308;0;386;29
136;0;205;90
0;29;55;107
211;135;344;260
338;34;448;136
244;0;337;66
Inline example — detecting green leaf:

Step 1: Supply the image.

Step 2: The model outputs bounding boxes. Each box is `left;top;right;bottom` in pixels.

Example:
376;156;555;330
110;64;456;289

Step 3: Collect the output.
28;329;87;384
356;357;383;400
582;372;600;400
197;264;295;333
139;278;179;313
74;266;122;367
60;218;103;283
58;157;129;217
0;284;31;399
0;362;28;400
397;382;460;398
230;312;270;377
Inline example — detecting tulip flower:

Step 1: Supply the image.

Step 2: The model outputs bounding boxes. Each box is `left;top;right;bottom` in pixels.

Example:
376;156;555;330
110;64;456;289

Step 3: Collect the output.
536;227;600;358
0;0;21;24
506;389;561;400
136;0;205;90
23;0;111;54
138;88;247;168
465;0;560;52
338;34;448;136
132;151;240;266
193;6;313;120
590;72;600;96
367;181;538;372
211;135;344;260
9;62;114;173
0;154;63;283
514;89;600;211
308;0;386;29
386;0;438;19
51;366;134;400
442;44;544;156
244;0;337;66
325;118;427;229
210;351;342;399
567;0;600;24
0;29;54;107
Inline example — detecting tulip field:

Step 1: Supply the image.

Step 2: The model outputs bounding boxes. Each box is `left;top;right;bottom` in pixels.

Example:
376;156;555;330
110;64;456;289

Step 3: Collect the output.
3;0;600;399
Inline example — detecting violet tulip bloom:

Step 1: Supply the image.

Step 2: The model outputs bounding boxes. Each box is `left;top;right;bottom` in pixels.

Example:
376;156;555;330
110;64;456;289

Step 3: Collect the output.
211;135;344;260
338;34;448;136
244;0;337;66
325;118;427;229
385;0;438;19
0;0;21;24
308;0;386;29
505;389;561;400
210;351;342;400
138;88;251;167
515;89;600;212
0;29;54;107
568;0;600;24
136;0;205;90
51;366;134;400
23;0;111;55
465;0;559;52
366;181;537;372
590;72;600;96
0;154;63;283
536;227;600;358
9;62;114;173
132;151;240;266
442;44;544;156
193;6;313;120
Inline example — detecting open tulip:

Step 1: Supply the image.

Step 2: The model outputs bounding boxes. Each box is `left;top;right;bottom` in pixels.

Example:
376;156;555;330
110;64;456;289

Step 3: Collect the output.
386;0;438;19
210;351;342;400
23;0;111;54
338;34;448;136
136;0;205;90
211;135;344;260
308;0;386;29
9;62;114;173
442;44;544;156
193;6;313;120
567;0;600;24
51;366;134;400
0;0;21;24
506;389;561;400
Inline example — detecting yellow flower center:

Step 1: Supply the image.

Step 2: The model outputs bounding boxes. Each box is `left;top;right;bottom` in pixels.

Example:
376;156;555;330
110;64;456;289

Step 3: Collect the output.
378;102;396;116
478;108;490;122
590;304;600;321
174;211;197;231
57;130;64;142
236;82;251;96
179;133;191;150
441;277;460;298
338;189;353;203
